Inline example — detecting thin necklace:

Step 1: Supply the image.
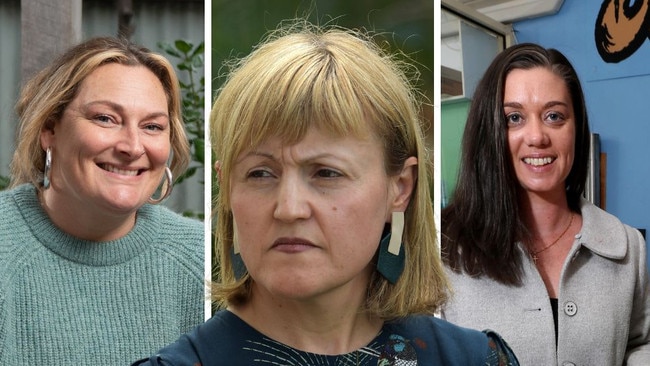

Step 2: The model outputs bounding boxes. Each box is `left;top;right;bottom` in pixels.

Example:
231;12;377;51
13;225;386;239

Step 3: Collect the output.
531;213;574;264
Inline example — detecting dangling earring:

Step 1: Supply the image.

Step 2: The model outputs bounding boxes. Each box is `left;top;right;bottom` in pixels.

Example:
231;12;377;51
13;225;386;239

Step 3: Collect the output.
43;147;52;190
377;211;406;284
148;166;173;204
231;219;247;280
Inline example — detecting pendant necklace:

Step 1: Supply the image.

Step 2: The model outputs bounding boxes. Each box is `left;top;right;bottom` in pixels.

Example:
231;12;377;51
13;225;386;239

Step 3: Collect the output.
531;213;574;264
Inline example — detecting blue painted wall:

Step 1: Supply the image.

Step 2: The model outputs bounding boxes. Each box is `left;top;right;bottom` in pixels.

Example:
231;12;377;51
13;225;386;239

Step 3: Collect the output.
514;1;650;236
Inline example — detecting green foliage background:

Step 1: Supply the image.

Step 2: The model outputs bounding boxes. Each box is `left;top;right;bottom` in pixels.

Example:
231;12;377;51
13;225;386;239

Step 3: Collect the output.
159;39;206;219
211;0;434;107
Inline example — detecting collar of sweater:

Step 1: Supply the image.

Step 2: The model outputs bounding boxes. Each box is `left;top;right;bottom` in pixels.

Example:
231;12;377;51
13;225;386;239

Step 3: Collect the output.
576;198;628;260
13;184;160;266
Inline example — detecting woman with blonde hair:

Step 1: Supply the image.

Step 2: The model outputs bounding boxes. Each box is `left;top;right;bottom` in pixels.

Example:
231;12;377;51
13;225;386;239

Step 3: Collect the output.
135;22;519;365
0;37;204;365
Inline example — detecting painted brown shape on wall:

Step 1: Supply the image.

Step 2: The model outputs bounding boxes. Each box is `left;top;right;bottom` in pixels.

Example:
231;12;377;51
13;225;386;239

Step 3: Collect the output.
595;0;650;63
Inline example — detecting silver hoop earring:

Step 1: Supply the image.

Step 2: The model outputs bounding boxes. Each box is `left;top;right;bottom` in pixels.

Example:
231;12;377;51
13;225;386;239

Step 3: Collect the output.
148;166;173;204
43;147;52;190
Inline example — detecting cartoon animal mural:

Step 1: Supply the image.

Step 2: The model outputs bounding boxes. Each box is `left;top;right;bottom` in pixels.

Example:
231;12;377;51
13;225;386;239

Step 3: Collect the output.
595;0;650;62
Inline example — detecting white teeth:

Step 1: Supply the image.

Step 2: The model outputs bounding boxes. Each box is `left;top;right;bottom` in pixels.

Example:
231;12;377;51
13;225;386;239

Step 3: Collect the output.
101;164;139;176
523;157;553;166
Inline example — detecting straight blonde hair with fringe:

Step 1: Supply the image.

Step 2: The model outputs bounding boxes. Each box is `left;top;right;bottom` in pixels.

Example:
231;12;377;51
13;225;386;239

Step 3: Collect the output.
211;22;449;319
11;37;189;190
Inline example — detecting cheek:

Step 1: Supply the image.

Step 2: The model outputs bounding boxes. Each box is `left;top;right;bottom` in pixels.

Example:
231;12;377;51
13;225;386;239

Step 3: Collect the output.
559;130;576;162
230;192;264;240
328;198;387;250
563;140;576;171
507;131;520;155
146;137;171;165
61;130;108;161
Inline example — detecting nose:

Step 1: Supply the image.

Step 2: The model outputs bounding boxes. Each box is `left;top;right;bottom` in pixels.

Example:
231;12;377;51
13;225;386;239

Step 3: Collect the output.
115;125;145;159
273;174;311;222
524;119;550;147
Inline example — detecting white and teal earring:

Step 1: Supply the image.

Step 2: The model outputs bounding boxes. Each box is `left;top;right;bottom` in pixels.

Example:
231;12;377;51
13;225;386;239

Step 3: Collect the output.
231;219;247;280
376;211;406;284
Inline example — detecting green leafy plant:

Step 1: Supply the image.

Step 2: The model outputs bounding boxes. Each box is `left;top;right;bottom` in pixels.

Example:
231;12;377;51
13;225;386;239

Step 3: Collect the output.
158;40;205;220
0;175;9;190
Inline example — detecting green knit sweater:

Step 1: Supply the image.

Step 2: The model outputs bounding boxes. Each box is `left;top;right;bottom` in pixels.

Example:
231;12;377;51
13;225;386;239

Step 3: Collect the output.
0;184;205;365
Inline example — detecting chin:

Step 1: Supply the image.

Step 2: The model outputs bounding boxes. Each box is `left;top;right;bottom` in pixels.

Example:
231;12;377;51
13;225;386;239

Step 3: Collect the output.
262;276;323;300
521;186;563;197
271;288;322;302
100;194;147;213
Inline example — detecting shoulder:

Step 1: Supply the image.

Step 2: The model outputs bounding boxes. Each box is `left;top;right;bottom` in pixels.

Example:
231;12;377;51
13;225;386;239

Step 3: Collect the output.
579;199;644;260
0;184;40;254
386;315;519;365
0;184;34;213
580;199;623;230
138;204;203;251
388;315;488;344
143;204;203;235
132;311;252;365
131;205;204;276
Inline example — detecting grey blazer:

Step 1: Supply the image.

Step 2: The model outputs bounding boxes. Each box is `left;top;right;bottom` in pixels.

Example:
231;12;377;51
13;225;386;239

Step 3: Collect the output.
441;199;650;366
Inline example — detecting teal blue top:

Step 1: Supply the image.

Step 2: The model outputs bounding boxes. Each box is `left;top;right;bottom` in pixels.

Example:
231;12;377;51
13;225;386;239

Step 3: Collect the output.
132;310;520;365
0;184;205;365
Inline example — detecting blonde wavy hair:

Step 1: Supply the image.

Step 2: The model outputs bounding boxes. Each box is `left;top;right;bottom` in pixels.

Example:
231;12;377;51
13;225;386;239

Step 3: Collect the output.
211;22;449;319
10;37;189;189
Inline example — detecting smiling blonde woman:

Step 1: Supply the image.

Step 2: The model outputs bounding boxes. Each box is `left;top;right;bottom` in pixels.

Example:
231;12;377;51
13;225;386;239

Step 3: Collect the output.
0;37;204;365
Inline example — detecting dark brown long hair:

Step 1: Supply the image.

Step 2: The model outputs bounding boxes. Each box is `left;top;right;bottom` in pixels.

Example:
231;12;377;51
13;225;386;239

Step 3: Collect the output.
441;43;590;286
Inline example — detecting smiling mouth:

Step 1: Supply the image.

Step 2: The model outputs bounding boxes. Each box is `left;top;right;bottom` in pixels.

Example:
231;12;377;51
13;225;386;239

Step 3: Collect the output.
99;163;143;176
523;157;554;167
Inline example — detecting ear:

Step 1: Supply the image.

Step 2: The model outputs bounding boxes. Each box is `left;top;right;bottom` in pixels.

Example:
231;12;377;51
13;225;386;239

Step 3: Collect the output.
390;156;418;212
40;120;56;150
214;160;222;181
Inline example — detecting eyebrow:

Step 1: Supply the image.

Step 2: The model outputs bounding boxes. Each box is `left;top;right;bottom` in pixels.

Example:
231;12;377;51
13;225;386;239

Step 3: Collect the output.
82;100;169;120
503;101;569;109
242;150;275;160
237;150;343;165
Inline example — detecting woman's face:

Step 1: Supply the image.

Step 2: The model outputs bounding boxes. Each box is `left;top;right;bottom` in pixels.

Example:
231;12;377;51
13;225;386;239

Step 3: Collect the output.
504;67;575;197
40;63;171;216
229;127;414;302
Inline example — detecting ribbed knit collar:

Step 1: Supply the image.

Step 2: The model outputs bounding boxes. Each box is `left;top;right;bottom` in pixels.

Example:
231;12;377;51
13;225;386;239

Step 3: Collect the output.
12;184;160;266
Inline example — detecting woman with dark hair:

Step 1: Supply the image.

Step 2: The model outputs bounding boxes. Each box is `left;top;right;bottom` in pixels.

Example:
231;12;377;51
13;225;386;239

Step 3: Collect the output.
441;42;650;365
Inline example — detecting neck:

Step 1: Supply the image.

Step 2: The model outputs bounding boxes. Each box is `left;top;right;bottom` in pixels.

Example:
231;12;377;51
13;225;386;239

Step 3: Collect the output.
231;282;383;355
519;190;572;240
40;189;137;241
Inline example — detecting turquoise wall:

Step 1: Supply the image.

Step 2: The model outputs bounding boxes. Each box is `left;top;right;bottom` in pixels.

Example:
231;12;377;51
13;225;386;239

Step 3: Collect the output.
440;99;470;206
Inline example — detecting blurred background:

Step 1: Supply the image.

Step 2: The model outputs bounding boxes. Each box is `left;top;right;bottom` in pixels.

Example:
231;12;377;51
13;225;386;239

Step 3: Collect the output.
211;0;434;154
